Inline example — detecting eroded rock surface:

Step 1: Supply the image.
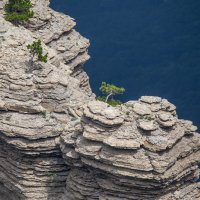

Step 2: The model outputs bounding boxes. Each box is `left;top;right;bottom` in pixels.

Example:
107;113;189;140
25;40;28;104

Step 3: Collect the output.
0;0;93;199
62;98;200;200
0;1;199;200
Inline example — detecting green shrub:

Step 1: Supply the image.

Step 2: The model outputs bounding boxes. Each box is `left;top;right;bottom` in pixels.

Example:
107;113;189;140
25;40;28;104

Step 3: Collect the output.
4;0;34;23
96;82;125;107
27;40;48;66
96;96;123;107
99;82;125;102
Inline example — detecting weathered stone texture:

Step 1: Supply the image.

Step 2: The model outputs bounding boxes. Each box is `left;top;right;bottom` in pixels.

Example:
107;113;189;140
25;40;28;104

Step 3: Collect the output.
0;1;199;200
61;99;200;200
0;0;93;199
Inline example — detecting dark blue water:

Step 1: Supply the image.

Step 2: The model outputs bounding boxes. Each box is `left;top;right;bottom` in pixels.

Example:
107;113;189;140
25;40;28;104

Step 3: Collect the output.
51;0;200;128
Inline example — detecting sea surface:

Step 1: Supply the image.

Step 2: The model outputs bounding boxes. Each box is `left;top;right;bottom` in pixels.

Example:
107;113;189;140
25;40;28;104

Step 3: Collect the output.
51;0;200;128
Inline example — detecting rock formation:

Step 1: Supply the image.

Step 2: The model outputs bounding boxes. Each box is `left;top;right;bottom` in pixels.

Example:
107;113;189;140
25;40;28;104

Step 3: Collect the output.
0;1;93;199
0;1;199;200
62;99;200;200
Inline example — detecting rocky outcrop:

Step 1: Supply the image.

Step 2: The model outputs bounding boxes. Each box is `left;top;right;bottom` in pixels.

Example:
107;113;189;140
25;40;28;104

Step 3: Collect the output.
61;98;200;200
0;0;93;199
0;1;199;200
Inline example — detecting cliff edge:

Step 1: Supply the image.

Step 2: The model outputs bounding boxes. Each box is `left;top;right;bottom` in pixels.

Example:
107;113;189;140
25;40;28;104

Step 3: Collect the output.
0;1;199;200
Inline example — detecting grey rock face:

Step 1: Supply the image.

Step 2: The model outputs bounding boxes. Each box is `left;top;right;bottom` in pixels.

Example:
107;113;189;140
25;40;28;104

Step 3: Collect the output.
0;1;199;200
0;0;93;199
62;99;200;200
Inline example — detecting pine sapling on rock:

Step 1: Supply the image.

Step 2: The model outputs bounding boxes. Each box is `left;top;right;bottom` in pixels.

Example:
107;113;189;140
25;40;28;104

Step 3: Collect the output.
97;82;125;106
27;40;48;66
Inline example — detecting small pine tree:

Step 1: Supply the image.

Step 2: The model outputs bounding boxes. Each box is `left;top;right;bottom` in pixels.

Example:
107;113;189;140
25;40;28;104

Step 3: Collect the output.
27;40;48;66
97;82;125;106
4;0;34;23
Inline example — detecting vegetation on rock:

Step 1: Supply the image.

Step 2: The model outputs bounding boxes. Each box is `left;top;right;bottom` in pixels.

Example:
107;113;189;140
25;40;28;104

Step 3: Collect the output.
4;0;34;23
27;40;48;65
97;82;125;106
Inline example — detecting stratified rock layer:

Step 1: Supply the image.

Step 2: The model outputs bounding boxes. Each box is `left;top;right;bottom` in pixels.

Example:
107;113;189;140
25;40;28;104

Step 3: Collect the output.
61;99;200;200
0;1;200;200
0;0;93;199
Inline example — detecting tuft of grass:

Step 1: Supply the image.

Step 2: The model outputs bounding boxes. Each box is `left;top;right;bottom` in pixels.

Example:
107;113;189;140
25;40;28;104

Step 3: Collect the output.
42;110;48;118
145;152;149;156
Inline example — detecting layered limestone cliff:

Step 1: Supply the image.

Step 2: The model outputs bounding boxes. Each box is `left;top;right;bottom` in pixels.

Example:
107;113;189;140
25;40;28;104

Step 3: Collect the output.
0;1;93;199
0;1;199;200
62;99;200;200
